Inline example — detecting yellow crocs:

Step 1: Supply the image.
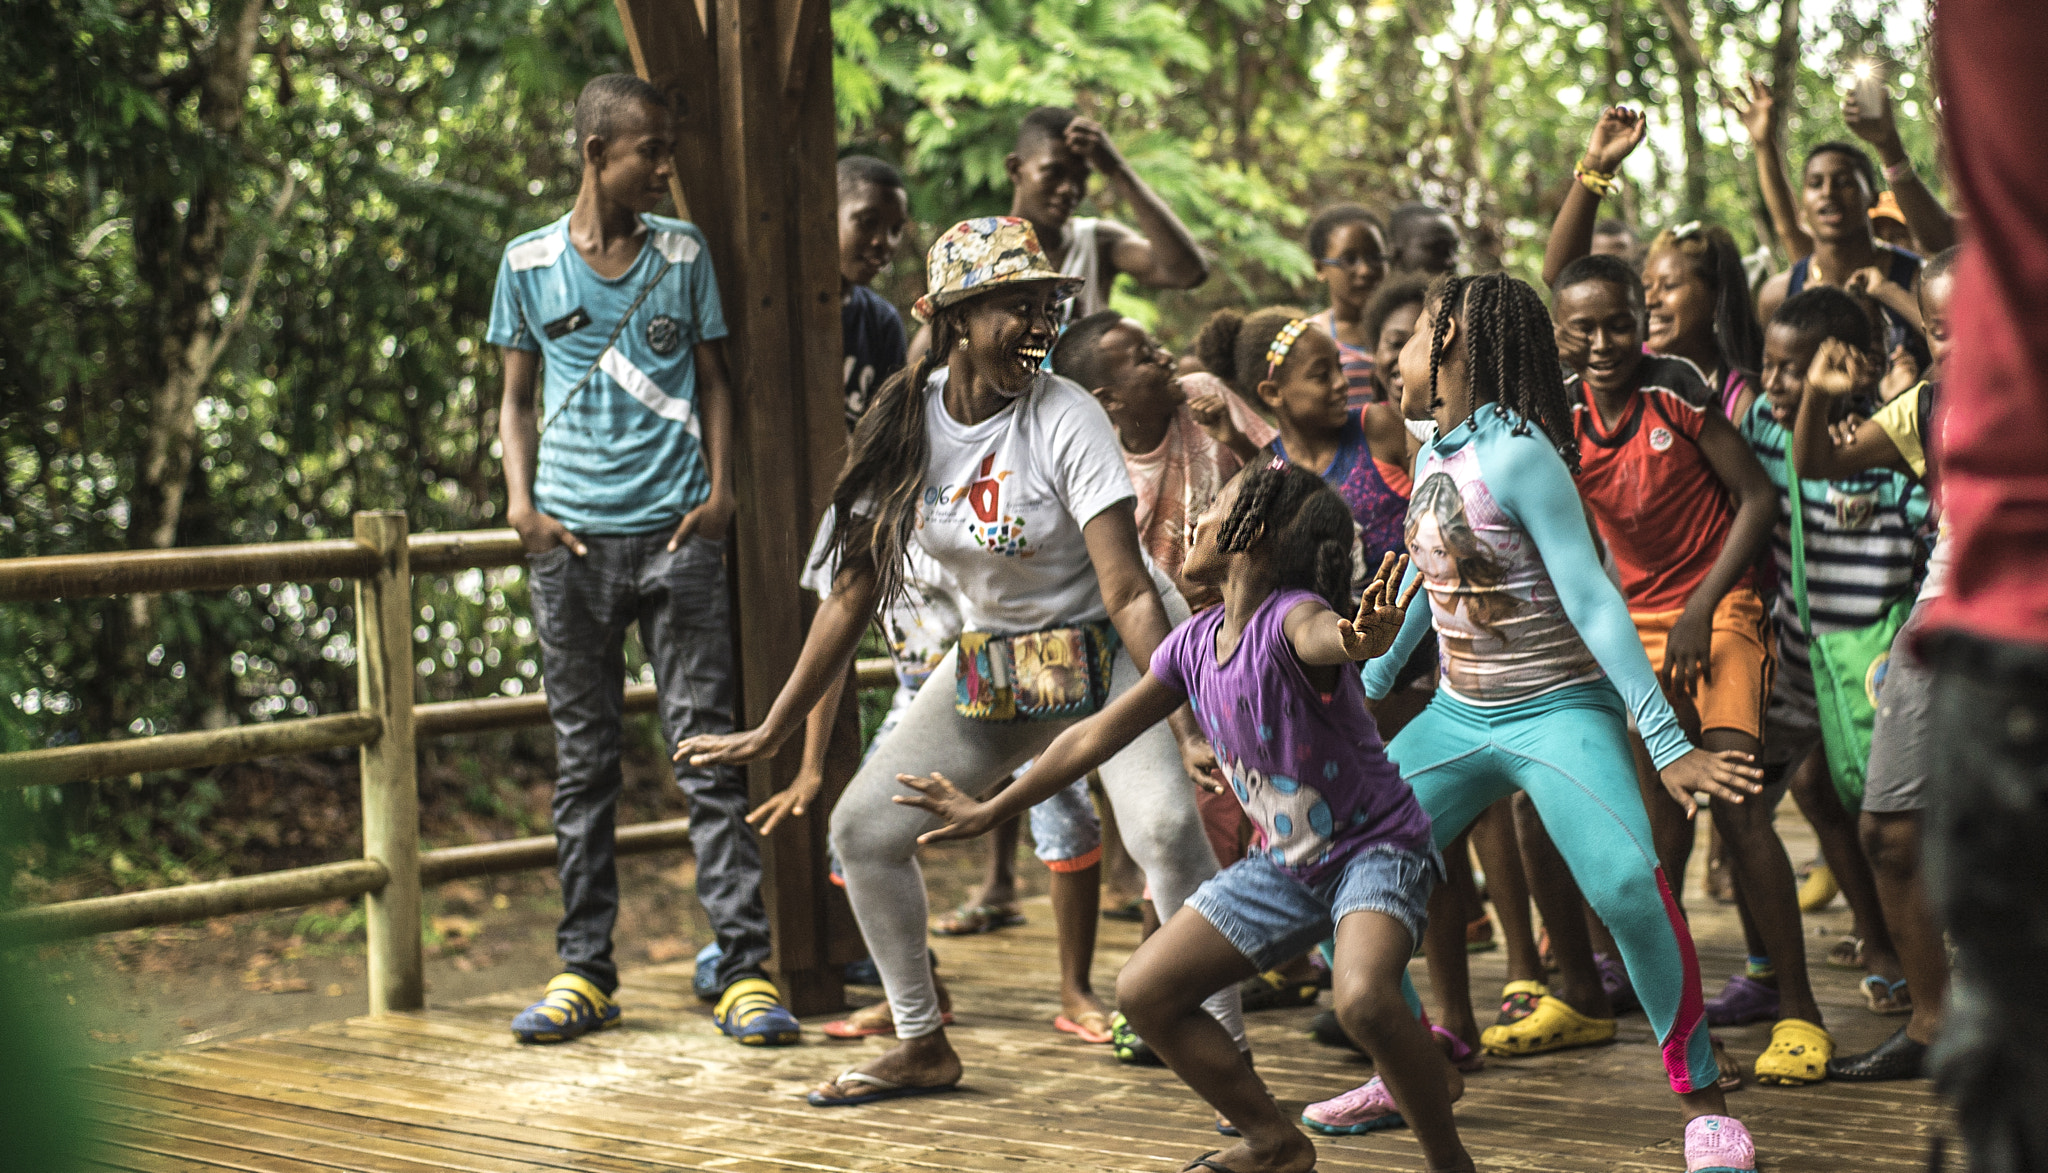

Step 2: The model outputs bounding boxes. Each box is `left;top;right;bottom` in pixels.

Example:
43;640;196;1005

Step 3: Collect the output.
1752;1017;1833;1086
1497;979;1549;1025
1479;994;1616;1057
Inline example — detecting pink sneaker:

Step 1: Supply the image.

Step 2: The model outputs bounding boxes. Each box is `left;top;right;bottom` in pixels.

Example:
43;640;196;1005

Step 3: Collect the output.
1685;1114;1758;1172
1301;1076;1406;1135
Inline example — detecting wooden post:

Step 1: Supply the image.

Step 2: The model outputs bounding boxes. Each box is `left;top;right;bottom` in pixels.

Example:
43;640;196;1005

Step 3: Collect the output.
616;0;852;1016
354;510;423;1013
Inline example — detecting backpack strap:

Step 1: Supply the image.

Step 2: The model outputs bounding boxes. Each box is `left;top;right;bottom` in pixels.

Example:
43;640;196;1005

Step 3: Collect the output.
1783;434;1815;641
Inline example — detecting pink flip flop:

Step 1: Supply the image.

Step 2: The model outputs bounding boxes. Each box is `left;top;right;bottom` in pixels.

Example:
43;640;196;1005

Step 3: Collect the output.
821;1010;953;1039
1055;1012;1114;1044
1432;1023;1486;1072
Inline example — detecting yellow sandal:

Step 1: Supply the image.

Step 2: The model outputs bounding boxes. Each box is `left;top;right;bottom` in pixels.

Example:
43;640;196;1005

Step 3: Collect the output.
1479;995;1616;1057
1752;1018;1833;1085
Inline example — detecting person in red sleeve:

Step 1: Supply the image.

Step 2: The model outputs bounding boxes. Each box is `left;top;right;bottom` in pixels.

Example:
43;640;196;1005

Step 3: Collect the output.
1924;3;2048;1170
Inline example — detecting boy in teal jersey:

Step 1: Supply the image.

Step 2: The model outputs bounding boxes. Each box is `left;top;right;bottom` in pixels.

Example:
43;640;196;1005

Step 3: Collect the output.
489;74;795;1048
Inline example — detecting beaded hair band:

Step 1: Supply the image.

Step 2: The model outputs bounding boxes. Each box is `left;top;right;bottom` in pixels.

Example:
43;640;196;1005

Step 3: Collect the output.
1265;317;1312;380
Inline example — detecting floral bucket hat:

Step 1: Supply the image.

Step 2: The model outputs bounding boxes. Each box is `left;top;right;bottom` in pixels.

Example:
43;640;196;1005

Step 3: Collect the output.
912;216;1084;322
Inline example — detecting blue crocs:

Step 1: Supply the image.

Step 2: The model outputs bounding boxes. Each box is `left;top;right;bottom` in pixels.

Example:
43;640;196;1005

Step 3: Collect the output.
693;943;723;1002
511;972;621;1044
713;977;801;1046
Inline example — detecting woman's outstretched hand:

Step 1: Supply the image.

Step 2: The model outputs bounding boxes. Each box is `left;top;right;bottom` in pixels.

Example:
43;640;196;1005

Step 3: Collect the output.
674;727;778;769
1659;747;1765;819
894;772;998;845
1338;552;1422;661
746;767;824;836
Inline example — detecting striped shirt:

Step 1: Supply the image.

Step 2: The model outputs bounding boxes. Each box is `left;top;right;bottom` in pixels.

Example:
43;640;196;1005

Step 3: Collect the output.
1739;400;1929;693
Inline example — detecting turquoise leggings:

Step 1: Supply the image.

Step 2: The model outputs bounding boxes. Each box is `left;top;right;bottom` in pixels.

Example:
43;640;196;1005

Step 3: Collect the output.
1390;681;1715;1094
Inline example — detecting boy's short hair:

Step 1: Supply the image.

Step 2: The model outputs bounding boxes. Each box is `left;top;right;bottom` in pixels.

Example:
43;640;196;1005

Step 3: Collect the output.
1305;203;1383;263
837;154;905;196
1922;244;1963;287
1593;218;1634;240
1387;201;1448;244
573;74;669;156
1017;106;1078;153
1773;285;1881;356
1049;310;1126;390
1805;140;1879;194
1553;253;1646;320
1362;275;1432;348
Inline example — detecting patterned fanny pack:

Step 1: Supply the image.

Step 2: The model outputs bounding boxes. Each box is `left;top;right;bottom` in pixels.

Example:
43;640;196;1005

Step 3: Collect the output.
955;621;1119;722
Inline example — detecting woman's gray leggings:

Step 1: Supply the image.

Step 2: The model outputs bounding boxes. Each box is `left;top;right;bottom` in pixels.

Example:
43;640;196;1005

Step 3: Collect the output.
829;639;1246;1045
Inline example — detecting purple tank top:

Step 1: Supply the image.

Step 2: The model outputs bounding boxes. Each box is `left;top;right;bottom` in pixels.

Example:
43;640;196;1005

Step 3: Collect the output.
1275;411;1409;564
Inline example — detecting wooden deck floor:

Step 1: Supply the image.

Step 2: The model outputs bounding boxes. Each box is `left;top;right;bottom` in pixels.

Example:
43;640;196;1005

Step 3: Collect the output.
81;880;1952;1173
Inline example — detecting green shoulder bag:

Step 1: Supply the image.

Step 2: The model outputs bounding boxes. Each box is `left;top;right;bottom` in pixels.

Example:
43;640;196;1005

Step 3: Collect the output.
1784;443;1912;813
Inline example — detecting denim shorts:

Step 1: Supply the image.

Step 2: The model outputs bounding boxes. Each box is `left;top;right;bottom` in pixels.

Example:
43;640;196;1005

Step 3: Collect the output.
1026;775;1101;869
1188;843;1441;972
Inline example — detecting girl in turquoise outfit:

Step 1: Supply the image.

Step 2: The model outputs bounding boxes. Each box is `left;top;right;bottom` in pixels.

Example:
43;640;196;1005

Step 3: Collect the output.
1328;273;1768;1173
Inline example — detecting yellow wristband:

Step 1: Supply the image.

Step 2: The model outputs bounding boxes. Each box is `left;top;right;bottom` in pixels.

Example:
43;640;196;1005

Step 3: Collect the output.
1575;165;1618;198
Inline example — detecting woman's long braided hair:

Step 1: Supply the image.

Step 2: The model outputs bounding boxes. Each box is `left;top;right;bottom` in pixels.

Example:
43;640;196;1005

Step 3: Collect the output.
1423;272;1580;473
822;306;965;611
1213;463;1355;613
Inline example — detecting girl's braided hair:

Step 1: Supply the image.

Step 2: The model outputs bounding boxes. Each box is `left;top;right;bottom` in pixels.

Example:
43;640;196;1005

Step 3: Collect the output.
1424;272;1581;473
1194;305;1312;396
1213;463;1355;613
823;306;964;610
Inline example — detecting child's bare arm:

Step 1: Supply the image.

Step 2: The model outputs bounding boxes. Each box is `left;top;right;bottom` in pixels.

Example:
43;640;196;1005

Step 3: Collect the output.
895;675;1188;842
1792;338;1910;479
1664;415;1776;693
1287;552;1421;666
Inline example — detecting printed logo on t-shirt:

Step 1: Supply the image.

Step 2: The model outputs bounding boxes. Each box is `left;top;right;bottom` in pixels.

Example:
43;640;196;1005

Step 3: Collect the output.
646;314;682;355
1221;750;1337;872
1648;425;1674;453
927;454;1034;558
1826;484;1879;530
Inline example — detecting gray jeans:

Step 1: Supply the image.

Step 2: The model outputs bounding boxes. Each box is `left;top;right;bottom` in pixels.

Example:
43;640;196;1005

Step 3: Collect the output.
527;531;770;995
831;625;1245;1044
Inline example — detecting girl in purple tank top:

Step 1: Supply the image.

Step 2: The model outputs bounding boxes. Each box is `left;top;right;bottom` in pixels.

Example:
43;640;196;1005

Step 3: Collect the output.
1193;307;1417;571
895;463;1476;1173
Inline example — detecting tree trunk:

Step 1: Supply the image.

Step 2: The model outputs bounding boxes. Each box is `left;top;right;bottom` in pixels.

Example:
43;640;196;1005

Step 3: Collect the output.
1606;0;1626;108
134;0;266;552
1671;0;1709;213
1771;0;1802;116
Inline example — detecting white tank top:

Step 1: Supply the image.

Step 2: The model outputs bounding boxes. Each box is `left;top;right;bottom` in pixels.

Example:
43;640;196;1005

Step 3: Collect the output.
1058;217;1107;324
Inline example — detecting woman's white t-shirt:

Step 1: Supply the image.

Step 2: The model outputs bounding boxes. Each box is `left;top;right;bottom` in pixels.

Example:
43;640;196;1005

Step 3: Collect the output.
912;368;1136;634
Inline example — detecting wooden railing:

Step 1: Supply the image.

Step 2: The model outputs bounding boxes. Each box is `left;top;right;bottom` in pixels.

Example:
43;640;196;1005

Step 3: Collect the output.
0;512;892;1013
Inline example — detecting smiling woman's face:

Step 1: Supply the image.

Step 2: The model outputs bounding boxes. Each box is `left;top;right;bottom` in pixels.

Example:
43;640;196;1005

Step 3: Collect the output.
1642;249;1714;358
959;284;1063;397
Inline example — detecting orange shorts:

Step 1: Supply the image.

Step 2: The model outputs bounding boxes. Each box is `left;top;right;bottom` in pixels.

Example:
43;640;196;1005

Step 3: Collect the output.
1631;587;1775;741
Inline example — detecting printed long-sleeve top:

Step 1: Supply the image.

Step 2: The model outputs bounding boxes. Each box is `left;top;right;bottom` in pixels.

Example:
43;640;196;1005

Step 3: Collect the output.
1361;406;1694;769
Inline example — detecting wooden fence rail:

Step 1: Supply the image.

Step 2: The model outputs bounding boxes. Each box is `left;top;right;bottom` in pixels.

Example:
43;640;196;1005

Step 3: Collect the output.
0;515;892;1011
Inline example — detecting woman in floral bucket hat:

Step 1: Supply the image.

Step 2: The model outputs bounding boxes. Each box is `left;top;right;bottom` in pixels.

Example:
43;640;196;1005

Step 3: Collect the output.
678;217;1245;1106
